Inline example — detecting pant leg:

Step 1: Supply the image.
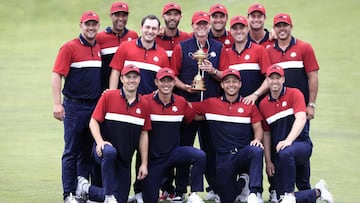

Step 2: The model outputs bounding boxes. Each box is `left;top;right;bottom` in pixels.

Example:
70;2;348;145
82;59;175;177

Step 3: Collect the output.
294;189;317;203
133;152;142;194
142;159;166;203
243;146;263;194
115;160;132;203
296;139;313;191
216;153;238;203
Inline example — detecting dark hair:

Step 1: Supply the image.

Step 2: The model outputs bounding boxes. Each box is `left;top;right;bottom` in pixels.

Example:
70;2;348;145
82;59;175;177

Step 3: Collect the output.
141;15;161;27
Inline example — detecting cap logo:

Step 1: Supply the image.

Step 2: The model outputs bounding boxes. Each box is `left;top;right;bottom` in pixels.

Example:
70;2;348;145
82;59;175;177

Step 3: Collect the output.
117;4;126;8
279;15;288;19
170;4;179;8
87;13;96;17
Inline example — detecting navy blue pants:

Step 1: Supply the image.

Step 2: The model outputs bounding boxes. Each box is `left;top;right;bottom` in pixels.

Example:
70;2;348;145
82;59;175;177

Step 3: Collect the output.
142;146;206;203
273;139;313;200
216;145;263;203
88;145;133;203
179;120;217;193
62;99;96;198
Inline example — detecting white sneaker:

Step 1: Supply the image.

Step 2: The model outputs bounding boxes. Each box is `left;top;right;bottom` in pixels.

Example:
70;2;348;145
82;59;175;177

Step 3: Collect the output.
315;180;334;203
269;190;279;203
134;192;144;203
205;190;217;201
214;194;221;203
171;193;185;202
236;173;250;202
76;176;90;197
186;193;204;203
128;195;136;203
279;193;295;203
104;195;118;203
247;193;263;203
64;193;79;203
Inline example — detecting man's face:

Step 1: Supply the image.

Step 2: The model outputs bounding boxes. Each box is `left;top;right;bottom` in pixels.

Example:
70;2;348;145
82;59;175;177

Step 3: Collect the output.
141;19;159;43
80;20;100;40
267;73;285;93
248;11;265;31
230;24;249;43
192;21;210;38
155;77;175;95
210;12;227;32
121;72;140;92
163;10;181;30
274;22;292;40
111;11;128;33
221;75;241;97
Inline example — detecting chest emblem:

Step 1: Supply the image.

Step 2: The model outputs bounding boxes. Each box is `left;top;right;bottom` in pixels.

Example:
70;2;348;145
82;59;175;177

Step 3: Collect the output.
237;107;244;113
172;106;178;112
136;108;141;114
244;54;250;60
224;39;231;45
282;101;287;107
153;56;159;62
290;52;297;58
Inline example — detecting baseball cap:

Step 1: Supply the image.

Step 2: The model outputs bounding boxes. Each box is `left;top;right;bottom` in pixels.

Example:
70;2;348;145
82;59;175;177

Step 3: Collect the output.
273;13;292;26
266;64;284;77
230;16;248;27
111;1;129;14
192;11;210;24
80;11;99;23
156;67;175;80
121;64;140;75
162;2;181;15
209;4;228;15
221;68;241;80
247;3;266;16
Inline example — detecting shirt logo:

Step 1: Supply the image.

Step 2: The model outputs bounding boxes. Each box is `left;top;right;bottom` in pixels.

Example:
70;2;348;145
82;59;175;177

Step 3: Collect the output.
237;107;244;113
282;101;287;107
127;37;133;41
290;52;297;57
172;106;178;112
136;108;141;114
153;56;159;62
224;39;230;45
210;51;216;58
244;54;250;60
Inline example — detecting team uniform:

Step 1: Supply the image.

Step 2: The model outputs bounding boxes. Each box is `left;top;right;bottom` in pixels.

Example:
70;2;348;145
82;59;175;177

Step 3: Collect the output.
266;37;319;105
156;30;191;59
53;34;102;198
171;36;227;194
209;29;234;49
110;38;170;95
96;27;138;90
141;92;206;203
193;95;264;203
225;40;271;98
87;89;151;203
259;87;318;202
247;29;273;48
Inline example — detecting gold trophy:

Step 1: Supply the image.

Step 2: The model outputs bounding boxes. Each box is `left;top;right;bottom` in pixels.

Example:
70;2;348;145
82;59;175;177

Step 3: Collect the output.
189;49;209;91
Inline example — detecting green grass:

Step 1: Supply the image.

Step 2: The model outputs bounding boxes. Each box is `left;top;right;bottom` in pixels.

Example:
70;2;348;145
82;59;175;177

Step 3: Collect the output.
0;0;359;202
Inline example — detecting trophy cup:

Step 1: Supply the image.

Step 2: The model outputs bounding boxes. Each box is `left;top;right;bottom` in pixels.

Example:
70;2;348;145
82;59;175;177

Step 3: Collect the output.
188;49;209;91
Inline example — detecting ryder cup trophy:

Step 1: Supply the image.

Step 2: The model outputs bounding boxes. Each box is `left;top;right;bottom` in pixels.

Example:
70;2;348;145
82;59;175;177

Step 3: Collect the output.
188;49;209;91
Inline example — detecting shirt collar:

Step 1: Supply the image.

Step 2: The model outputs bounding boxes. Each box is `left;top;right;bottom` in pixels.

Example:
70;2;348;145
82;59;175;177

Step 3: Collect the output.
161;29;181;40
104;26;129;37
78;34;96;47
209;29;228;38
221;93;241;103
152;91;175;107
247;28;270;44
274;36;296;52
120;88;140;107
136;38;157;50
268;87;287;101
231;39;252;55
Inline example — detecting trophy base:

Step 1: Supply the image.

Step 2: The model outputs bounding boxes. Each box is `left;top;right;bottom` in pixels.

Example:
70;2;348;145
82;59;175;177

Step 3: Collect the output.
190;87;206;91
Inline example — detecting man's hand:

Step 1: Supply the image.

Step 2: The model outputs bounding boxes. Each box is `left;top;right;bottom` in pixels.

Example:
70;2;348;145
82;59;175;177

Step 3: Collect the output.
266;161;276;177
276;139;292;152
96;141;113;157
53;103;65;121
137;164;148;180
250;139;264;149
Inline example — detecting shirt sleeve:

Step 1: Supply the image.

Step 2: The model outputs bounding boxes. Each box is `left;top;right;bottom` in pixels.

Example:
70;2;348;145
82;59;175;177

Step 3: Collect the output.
303;42;320;73
91;93;107;123
141;99;152;131
52;43;72;76
109;42;126;72
292;88;307;113
170;44;183;76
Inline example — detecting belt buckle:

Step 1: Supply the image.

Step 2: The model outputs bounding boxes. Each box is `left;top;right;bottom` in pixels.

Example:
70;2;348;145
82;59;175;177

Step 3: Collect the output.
230;147;238;154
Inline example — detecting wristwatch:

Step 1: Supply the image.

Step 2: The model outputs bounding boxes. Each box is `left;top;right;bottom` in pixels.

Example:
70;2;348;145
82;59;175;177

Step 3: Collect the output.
308;102;316;108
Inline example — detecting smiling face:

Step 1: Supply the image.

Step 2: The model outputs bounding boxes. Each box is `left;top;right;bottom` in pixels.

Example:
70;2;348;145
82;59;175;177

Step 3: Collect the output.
155;76;175;95
210;12;227;32
221;75;241;97
80;20;100;41
192;21;210;39
274;22;292;40
121;72;140;93
267;73;285;93
141;18;160;43
248;11;265;31
230;23;249;43
111;11;128;33
163;10;181;30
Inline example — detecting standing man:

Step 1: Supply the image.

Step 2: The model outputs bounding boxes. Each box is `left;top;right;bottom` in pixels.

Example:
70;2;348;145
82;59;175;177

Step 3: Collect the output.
259;65;333;203
171;10;227;201
209;4;234;49
247;3;274;48
156;2;191;59
97;1;138;91
225;16;271;105
109;15;169;94
52;11;101;203
75;65;151;203
193;68;264;203
267;13;319;121
141;68;206;203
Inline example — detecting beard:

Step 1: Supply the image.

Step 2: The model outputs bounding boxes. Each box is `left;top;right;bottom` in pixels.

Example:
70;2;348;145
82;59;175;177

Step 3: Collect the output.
165;20;179;30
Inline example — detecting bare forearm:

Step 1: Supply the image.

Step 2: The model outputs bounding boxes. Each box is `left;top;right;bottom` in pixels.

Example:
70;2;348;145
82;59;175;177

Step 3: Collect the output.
51;72;62;105
109;69;120;89
139;131;149;166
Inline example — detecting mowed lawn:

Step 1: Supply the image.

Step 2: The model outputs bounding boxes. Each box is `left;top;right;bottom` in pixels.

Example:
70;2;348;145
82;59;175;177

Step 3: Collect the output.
0;0;359;202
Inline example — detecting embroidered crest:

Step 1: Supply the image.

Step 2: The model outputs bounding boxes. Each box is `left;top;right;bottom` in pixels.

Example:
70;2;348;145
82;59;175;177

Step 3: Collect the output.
136;108;141;114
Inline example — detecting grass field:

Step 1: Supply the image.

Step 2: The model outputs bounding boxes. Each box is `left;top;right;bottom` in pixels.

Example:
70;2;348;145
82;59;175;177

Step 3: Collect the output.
0;0;359;202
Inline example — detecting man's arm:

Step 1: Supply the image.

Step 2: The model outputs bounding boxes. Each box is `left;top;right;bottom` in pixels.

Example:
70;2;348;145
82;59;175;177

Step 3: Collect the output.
243;79;270;105
89;117;112;157
263;131;275;177
137;130;149;180
276;111;307;152
109;69;121;89
250;121;264;148
52;72;64;121
307;70;318;119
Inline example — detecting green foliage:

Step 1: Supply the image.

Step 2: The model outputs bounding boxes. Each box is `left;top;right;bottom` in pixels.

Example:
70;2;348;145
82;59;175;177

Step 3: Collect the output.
0;0;359;202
